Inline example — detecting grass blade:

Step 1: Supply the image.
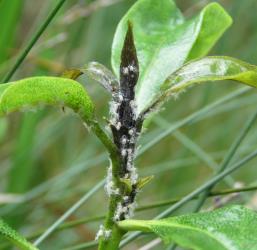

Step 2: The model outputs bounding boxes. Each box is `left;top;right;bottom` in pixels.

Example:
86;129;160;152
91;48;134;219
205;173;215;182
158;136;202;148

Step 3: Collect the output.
2;0;68;82
33;180;105;246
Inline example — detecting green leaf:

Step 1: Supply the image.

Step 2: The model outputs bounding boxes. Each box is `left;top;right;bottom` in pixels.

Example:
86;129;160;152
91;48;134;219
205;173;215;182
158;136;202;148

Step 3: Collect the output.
136;175;154;190
118;205;257;250
0;218;39;250
0;76;94;124
111;0;232;114
159;56;257;102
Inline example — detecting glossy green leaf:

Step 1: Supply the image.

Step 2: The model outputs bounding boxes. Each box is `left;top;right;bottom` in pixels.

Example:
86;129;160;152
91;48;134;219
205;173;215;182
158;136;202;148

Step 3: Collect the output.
0;76;94;124
119;205;257;250
159;56;257;103
112;0;232;114
0;218;39;250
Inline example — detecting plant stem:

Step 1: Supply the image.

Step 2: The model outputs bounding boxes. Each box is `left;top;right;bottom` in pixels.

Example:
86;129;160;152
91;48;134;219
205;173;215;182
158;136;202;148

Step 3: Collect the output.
118;219;150;232
91;122;119;161
81;118;124;250
84;121;124;249
96;137;128;250
97;24;142;250
98;224;124;250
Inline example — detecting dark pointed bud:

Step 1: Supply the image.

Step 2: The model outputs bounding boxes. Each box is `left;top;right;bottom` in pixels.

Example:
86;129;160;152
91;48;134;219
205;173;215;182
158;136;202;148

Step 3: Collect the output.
120;22;139;100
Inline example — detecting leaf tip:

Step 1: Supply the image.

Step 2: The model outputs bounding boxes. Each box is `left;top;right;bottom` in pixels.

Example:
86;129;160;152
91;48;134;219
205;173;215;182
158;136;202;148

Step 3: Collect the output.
205;2;233;27
62;69;83;80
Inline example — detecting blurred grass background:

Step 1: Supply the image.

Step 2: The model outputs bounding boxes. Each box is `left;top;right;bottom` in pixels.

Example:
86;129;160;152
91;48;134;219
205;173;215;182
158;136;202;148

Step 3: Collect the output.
0;0;257;249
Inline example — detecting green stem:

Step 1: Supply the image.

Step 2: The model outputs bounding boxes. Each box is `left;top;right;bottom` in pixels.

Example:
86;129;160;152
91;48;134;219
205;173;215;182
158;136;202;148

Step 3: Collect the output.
85;121;124;249
90;121;121;186
118;220;150;233
98;224;124;250
97;155;124;250
91;122;117;157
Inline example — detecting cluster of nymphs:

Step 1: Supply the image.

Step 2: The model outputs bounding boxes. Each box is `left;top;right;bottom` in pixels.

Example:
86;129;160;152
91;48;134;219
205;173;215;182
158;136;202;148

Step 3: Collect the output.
95;224;112;241
97;23;143;241
109;23;142;222
106;23;142;225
